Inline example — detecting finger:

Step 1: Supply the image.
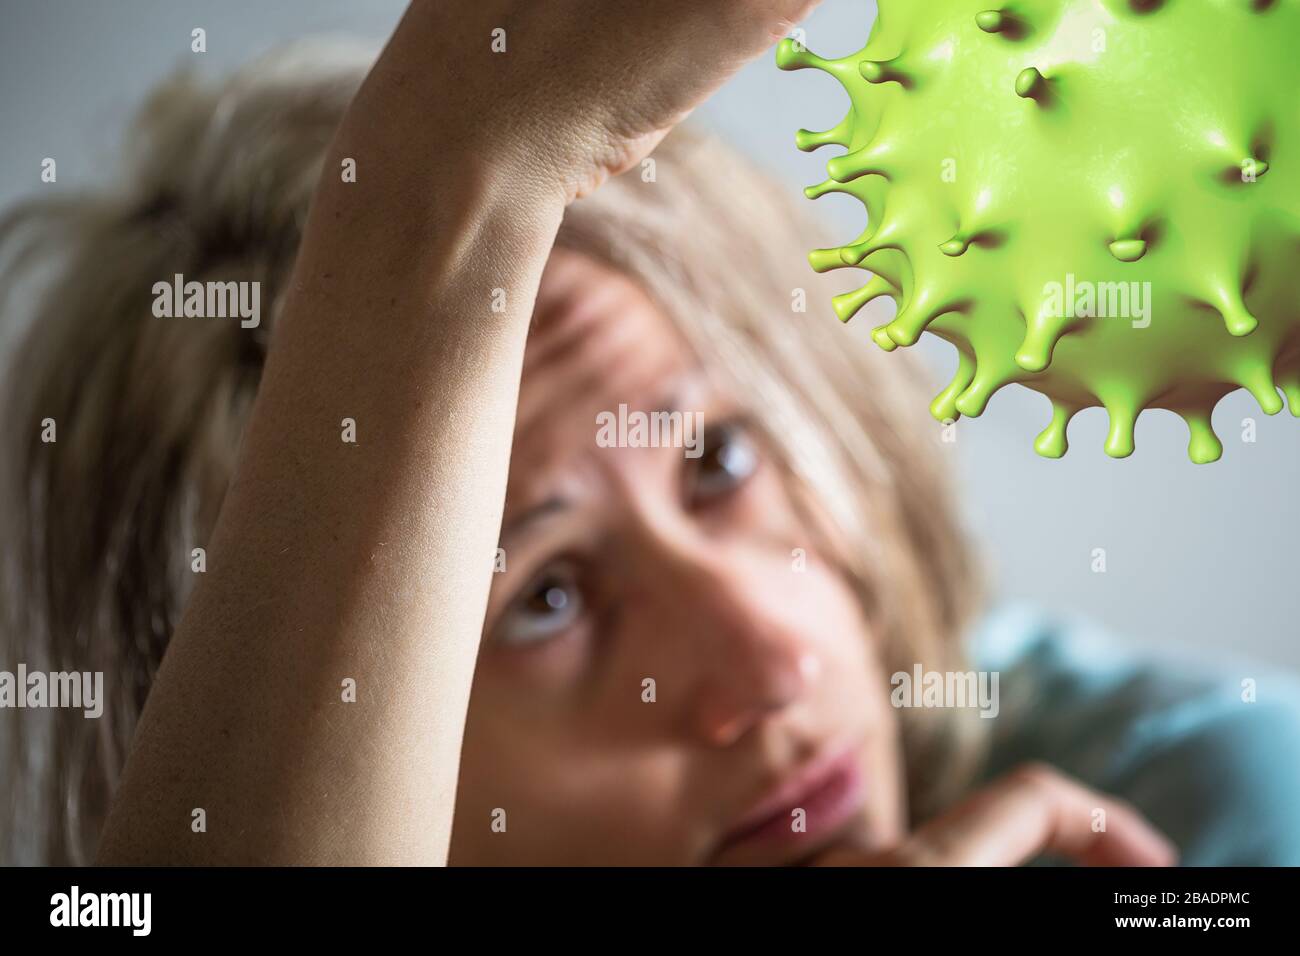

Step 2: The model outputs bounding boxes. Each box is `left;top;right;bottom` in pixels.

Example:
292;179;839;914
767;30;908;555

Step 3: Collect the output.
900;764;1178;867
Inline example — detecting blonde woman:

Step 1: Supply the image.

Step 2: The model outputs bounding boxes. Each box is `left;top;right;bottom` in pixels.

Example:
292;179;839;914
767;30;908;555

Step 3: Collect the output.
2;1;1297;867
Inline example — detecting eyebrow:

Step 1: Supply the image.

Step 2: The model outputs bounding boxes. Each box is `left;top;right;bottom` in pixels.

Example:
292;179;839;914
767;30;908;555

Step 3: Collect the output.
499;495;570;549
495;384;712;548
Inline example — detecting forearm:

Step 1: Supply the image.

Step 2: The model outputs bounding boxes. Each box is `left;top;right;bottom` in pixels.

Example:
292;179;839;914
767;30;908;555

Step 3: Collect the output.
97;34;563;865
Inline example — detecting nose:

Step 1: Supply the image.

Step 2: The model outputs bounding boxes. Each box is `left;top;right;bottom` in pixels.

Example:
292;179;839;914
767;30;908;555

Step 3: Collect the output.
636;533;822;747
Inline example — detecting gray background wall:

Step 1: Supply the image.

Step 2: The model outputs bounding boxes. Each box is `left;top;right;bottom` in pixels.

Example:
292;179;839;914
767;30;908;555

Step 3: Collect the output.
2;0;1295;670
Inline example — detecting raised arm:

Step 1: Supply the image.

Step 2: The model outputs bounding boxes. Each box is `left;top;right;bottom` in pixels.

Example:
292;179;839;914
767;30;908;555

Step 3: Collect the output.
97;0;819;865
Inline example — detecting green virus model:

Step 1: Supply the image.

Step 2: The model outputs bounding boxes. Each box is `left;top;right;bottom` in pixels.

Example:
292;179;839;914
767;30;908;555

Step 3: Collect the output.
778;0;1300;461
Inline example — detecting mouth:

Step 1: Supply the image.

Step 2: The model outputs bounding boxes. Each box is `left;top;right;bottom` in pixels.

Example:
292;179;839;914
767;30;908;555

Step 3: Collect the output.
711;744;867;865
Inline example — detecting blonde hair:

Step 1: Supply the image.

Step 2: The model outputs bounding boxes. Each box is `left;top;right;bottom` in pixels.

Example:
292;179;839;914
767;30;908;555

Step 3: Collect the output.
0;41;983;865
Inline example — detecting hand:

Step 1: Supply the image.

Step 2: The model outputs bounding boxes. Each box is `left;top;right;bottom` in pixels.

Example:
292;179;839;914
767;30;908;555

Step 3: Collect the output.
375;0;822;202
811;764;1177;867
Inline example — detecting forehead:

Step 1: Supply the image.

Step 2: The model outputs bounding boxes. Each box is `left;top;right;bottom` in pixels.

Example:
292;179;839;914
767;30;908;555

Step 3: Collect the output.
510;249;703;499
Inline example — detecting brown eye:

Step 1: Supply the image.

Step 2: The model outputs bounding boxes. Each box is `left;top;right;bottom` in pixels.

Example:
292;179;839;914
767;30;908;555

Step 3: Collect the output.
688;420;759;503
496;563;584;647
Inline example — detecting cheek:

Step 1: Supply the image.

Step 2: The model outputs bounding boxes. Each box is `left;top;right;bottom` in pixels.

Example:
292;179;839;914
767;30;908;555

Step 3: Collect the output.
783;557;877;665
790;560;898;719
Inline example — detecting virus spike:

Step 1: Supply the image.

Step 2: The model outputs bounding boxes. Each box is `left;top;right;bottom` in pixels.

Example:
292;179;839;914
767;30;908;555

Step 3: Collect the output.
808;247;851;273
827;137;901;183
931;351;977;421
1242;157;1270;179
1014;67;1049;101
975;10;1008;33
886;285;950;346
840;212;910;265
775;39;836;75
1108;238;1148;262
955;364;1012;417
794;117;855;153
1278;371;1300;416
1015;308;1072;373
803;179;839;200
1102;399;1141;458
1181;410;1223;464
859;58;911;86
1205;282;1260;337
939;234;972;257
871;324;899;351
1237;365;1284;414
832;275;898;323
1033;400;1080;458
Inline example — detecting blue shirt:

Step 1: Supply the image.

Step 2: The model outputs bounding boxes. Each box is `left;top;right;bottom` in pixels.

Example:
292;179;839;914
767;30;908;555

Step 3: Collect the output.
972;605;1300;866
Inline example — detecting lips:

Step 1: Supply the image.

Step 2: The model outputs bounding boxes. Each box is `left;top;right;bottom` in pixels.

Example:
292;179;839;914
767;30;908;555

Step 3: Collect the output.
714;746;866;863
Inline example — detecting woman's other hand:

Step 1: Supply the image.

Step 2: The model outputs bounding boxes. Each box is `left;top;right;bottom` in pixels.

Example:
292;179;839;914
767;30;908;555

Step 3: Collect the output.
811;764;1178;867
